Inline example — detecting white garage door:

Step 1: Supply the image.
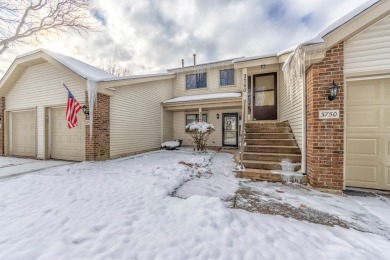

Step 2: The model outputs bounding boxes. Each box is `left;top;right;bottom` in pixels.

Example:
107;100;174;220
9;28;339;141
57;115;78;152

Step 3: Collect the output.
346;78;390;190
51;107;85;161
11;110;36;157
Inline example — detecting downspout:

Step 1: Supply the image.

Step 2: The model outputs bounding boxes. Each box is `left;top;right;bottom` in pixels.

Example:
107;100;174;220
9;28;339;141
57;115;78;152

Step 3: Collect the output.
301;71;307;174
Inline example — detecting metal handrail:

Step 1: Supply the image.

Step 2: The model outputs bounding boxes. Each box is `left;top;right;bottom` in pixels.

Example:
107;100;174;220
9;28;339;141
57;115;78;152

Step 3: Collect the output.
239;99;246;171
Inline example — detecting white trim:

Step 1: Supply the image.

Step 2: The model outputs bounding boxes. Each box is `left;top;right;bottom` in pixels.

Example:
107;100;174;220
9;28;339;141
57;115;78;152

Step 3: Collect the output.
301;69;307;174
346;74;390;81
343;74;348;190
48;108;52;159
8;112;12;155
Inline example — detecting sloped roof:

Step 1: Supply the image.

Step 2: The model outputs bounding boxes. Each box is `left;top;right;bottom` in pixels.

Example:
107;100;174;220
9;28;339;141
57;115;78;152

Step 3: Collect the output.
16;49;115;81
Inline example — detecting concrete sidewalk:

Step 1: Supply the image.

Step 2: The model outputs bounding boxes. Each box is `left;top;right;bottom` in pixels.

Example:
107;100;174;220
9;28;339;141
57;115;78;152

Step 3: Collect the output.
0;157;74;179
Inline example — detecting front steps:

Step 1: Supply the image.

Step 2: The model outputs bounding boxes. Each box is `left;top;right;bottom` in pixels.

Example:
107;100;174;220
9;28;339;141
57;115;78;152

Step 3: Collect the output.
238;121;305;183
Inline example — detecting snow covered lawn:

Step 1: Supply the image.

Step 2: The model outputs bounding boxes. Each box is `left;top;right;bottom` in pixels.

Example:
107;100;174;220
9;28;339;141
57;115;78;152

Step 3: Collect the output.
0;149;389;259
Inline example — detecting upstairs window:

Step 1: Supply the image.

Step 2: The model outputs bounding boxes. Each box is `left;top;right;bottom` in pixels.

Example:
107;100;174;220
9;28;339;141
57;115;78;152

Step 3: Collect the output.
186;73;207;89
220;69;234;86
186;114;207;126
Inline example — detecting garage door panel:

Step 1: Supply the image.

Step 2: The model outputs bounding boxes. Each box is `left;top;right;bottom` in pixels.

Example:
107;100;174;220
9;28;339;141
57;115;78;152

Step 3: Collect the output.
347;138;378;155
347;80;380;105
51;107;85;161
347;78;390;190
346;164;378;183
385;167;390;188
11;110;36;157
384;108;390;129
383;80;390;101
347;110;380;129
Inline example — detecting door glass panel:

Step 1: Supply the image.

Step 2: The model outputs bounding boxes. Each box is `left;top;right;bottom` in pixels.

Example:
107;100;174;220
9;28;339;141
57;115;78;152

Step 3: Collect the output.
255;75;274;91
224;115;237;145
255;91;274;106
224;116;237;131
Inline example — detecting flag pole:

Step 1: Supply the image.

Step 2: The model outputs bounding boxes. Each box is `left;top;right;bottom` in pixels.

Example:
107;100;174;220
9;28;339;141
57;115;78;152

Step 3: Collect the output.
62;81;70;92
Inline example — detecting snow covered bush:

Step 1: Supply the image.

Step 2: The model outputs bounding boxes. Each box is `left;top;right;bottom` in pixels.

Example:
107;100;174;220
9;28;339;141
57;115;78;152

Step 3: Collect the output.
185;121;215;151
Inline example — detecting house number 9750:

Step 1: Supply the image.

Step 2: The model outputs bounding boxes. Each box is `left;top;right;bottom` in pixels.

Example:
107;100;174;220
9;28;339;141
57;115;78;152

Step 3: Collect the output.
319;110;339;119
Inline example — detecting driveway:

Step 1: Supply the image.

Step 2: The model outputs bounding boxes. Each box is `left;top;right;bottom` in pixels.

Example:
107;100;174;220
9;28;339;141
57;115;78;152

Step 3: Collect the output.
0;157;74;179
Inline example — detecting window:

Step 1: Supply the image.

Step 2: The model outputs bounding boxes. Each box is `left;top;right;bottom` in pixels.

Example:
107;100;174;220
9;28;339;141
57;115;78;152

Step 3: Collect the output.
220;69;234;86
186;114;207;126
186;73;207;89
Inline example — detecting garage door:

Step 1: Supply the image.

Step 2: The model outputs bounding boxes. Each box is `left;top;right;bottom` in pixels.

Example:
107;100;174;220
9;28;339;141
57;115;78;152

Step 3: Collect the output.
346;78;390;190
11;110;36;157
51;107;85;161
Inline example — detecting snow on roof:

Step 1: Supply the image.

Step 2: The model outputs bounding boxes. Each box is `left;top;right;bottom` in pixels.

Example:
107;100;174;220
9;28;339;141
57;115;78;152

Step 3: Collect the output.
233;53;277;63
168;57;242;72
100;72;175;82
17;48;115;81
316;0;380;39
278;0;380;56
164;92;241;104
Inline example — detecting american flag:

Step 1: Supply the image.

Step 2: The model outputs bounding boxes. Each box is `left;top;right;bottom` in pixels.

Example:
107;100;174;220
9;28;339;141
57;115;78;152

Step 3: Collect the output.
66;89;82;128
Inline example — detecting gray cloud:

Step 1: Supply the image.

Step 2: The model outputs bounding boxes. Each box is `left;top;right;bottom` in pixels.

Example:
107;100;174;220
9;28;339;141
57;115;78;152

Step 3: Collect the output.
0;0;370;77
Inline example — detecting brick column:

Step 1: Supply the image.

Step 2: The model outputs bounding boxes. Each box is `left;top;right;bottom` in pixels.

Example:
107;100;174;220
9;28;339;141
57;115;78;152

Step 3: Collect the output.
306;42;344;190
0;97;5;155
85;92;110;161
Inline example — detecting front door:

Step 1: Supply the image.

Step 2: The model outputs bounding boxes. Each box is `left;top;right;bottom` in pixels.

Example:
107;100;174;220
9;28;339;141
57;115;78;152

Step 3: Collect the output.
222;113;238;146
253;73;277;120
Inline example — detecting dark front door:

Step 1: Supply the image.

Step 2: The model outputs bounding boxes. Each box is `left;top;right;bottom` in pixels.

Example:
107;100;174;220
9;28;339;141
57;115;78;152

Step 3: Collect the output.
222;113;238;146
253;73;277;120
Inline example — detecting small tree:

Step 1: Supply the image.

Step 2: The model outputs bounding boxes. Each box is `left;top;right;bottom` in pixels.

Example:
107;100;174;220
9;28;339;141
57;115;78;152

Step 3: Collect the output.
185;121;215;151
98;59;131;77
0;0;95;56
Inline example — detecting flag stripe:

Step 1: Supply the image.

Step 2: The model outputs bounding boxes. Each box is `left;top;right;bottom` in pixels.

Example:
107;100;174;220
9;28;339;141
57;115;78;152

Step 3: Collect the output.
66;90;82;129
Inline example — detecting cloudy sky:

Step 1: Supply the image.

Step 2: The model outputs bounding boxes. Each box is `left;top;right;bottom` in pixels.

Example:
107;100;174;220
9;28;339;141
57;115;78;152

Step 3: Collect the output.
0;0;371;77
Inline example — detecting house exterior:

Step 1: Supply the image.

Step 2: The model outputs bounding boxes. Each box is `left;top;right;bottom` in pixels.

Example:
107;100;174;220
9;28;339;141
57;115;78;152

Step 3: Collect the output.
0;0;389;191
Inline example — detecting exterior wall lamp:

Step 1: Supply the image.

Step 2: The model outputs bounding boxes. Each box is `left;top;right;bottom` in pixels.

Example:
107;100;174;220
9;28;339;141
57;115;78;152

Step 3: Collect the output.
82;105;89;115
328;80;340;101
216;113;220;119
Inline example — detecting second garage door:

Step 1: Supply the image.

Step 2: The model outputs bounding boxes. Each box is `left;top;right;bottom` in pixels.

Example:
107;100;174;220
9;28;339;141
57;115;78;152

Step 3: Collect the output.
346;78;390;191
51;107;85;161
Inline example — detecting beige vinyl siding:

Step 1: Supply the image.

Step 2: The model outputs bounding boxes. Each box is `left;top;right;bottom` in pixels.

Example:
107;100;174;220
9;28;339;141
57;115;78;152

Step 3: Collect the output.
173;108;241;147
5;62;86;159
279;65;303;149
162;110;173;142
110;79;173;157
345;14;390;74
173;67;242;97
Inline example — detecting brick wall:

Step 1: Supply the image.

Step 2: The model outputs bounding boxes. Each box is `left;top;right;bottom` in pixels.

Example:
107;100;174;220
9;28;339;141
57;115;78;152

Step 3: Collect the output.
0;97;4;155
85;92;110;161
306;42;344;190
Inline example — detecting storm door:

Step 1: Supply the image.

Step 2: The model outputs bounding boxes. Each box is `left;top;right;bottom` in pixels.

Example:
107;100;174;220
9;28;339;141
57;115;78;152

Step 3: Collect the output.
253;73;277;120
222;113;238;146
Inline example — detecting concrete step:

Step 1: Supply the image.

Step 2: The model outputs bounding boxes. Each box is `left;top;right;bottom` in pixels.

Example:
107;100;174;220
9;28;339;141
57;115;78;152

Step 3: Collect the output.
245;121;289;128
243;152;301;162
236;169;281;181
245;133;295;139
243;160;301;171
245;127;292;134
245;139;297;146
236;168;306;184
245;145;301;154
242;160;282;170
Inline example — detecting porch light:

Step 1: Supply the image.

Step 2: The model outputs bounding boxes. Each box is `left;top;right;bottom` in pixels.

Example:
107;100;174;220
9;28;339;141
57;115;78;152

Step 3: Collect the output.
81;105;89;116
328;80;340;101
216;113;220;119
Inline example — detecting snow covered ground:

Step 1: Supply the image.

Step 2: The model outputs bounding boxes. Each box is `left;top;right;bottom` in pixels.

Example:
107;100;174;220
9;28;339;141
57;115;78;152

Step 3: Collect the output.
0;157;73;179
238;181;390;240
0;149;389;259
